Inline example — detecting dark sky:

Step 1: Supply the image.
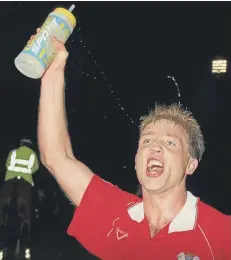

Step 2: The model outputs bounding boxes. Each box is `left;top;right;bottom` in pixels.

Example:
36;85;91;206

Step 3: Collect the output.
0;2;231;216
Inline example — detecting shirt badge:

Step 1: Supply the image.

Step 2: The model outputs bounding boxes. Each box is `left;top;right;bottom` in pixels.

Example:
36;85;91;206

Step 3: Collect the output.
177;252;200;260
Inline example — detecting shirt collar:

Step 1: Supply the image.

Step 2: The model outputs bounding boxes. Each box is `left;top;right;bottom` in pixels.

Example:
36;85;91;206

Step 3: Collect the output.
127;191;198;233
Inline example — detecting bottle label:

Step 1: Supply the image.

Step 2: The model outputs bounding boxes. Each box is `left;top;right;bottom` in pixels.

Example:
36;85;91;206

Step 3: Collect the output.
22;14;72;69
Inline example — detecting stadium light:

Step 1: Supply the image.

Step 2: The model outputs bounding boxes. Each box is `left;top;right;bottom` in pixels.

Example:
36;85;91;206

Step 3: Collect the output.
212;59;227;74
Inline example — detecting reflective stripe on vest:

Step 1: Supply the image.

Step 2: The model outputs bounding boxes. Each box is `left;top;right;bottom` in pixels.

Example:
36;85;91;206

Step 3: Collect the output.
7;151;35;174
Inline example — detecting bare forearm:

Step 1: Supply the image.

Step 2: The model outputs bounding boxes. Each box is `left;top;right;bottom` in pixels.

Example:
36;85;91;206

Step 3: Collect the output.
37;39;94;205
38;69;73;165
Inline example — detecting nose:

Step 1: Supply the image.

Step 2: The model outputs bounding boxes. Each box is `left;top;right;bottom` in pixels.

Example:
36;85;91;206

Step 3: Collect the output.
149;143;163;154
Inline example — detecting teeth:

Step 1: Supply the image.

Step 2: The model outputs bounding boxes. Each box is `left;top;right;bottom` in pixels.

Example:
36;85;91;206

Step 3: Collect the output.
148;160;163;167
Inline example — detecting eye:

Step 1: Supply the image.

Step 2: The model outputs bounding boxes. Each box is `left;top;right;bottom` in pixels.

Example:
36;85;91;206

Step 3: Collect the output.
143;139;151;144
166;140;176;146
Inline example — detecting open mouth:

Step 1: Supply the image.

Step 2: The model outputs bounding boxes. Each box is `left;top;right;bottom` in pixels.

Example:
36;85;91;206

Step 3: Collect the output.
146;158;164;177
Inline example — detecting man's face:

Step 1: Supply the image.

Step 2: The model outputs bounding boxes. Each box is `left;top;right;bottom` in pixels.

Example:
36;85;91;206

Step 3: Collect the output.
135;119;198;193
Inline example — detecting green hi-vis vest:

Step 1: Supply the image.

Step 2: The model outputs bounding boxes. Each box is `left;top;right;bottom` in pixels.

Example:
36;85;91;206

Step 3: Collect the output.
5;146;39;186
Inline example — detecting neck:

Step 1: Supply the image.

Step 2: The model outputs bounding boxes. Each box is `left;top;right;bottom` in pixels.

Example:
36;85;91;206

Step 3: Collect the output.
142;185;187;224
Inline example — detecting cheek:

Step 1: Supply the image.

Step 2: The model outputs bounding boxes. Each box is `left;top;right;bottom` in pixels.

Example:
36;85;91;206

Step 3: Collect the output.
134;155;137;170
165;151;183;168
135;149;144;168
135;152;140;167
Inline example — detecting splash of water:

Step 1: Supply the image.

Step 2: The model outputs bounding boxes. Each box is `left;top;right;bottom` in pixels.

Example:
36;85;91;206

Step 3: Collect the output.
167;75;181;104
70;27;137;125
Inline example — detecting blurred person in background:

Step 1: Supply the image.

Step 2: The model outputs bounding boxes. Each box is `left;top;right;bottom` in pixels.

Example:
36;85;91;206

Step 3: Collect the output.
0;138;39;254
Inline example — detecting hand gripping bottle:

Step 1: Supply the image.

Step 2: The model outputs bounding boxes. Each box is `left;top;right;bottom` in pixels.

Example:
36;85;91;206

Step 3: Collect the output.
14;4;76;79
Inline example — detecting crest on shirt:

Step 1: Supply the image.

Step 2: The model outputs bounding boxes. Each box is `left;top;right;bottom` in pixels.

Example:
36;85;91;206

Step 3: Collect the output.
177;252;200;260
115;227;128;240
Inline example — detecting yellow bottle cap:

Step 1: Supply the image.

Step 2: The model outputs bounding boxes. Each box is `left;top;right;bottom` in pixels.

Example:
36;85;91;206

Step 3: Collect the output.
53;7;77;28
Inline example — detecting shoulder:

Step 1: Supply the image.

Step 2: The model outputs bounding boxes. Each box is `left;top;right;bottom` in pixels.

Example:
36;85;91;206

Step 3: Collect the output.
9;148;16;153
68;174;141;226
6;149;16;157
198;200;229;222
86;174;141;207
198;201;231;257
198;200;230;236
67;174;141;258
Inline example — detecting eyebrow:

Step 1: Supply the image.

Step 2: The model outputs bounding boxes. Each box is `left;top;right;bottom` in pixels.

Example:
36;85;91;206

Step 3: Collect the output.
166;132;177;138
165;132;181;142
140;131;155;137
141;131;180;140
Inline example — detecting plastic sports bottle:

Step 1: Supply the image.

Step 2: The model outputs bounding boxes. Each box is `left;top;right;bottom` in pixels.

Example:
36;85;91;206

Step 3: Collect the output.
14;4;76;79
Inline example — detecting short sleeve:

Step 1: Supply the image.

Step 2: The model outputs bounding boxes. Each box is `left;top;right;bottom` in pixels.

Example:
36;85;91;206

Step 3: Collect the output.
67;174;138;259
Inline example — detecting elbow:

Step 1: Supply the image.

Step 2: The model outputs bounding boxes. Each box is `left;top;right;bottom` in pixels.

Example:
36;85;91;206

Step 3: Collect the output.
41;156;59;175
39;152;51;167
38;143;66;168
39;152;66;174
39;153;46;166
40;154;52;172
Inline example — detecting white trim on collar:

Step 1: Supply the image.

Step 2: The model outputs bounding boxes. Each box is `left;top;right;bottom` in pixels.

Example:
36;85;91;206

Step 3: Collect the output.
127;191;198;233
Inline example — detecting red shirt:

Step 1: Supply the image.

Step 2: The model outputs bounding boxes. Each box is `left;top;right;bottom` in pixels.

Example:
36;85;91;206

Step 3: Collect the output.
67;175;231;260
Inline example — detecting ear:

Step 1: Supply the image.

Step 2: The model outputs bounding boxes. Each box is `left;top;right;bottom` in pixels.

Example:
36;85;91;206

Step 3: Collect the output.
185;158;198;175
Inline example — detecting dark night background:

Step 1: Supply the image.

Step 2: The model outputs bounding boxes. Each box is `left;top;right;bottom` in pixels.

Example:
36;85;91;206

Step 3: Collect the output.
0;1;231;259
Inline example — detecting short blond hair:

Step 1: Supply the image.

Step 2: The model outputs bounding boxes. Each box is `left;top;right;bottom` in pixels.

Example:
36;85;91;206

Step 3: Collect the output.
139;103;205;161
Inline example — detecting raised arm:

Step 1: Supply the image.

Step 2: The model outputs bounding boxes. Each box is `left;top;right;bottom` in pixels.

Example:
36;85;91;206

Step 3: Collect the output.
38;36;93;206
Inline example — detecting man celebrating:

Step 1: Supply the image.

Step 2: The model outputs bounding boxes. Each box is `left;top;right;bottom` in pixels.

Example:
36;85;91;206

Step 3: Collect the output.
37;35;230;259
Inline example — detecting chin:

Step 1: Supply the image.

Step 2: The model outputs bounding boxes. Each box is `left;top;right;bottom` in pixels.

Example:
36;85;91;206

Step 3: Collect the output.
143;184;166;193
139;179;163;193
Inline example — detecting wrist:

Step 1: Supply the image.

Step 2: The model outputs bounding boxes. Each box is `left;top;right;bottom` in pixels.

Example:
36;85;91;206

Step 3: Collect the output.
41;68;65;85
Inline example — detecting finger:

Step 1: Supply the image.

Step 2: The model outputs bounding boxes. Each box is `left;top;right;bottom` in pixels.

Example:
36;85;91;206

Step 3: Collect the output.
27;35;35;45
52;37;66;51
52;36;60;45
28;28;39;44
30;35;36;40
